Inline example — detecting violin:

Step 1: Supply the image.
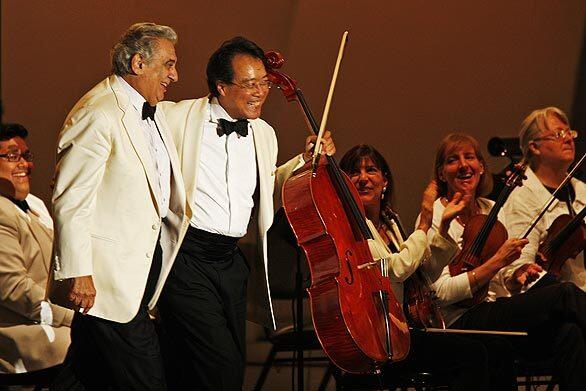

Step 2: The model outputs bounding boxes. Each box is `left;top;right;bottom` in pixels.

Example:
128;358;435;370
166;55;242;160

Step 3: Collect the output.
449;163;526;306
536;205;586;277
380;207;446;329
266;36;409;374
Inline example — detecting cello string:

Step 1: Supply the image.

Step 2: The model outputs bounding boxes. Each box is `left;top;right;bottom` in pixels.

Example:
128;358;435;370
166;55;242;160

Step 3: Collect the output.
468;167;519;259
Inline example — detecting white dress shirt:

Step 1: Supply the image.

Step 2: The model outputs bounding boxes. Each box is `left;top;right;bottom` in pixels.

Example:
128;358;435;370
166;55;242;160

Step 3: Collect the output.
366;218;458;305
190;98;257;237
501;167;586;292
117;75;170;218
428;198;506;326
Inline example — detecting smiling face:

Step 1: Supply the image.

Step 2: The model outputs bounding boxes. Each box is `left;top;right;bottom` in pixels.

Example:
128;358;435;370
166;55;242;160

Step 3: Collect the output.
0;137;33;200
439;142;484;198
216;54;269;119
130;38;178;105
348;157;388;212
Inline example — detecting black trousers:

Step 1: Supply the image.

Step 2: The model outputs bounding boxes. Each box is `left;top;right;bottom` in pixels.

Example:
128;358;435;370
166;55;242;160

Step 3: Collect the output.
158;226;249;391
380;330;515;391
51;239;165;391
452;281;586;390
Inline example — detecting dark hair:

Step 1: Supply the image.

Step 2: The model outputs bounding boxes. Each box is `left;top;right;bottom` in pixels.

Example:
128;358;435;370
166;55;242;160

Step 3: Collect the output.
206;36;267;97
0;123;28;142
433;133;492;198
339;144;396;211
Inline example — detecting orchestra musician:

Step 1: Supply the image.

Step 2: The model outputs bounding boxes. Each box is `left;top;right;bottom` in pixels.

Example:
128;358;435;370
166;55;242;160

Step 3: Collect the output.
0;123;72;374
340;144;515;390
159;37;335;390
501;107;586;293
428;132;586;390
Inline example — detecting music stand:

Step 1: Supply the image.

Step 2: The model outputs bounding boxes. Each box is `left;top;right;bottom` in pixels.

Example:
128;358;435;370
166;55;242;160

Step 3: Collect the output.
267;208;312;390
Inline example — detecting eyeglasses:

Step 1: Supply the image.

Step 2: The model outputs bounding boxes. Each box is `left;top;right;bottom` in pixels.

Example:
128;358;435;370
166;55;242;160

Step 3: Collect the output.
533;129;578;142
229;79;272;92
0;151;34;162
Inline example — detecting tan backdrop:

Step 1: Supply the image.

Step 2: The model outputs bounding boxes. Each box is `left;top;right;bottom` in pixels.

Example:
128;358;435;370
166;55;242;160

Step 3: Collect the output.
2;0;585;227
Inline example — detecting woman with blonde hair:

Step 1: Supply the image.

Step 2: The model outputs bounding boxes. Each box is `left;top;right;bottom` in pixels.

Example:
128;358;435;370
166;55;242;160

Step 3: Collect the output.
428;132;586;390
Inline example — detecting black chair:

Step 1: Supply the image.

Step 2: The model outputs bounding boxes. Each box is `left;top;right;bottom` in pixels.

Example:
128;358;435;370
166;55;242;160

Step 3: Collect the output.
0;364;62;390
253;326;333;391
253;208;332;390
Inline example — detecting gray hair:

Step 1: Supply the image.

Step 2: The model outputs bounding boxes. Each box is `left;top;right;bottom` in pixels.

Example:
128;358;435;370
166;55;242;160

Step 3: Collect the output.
519;106;570;163
111;22;178;76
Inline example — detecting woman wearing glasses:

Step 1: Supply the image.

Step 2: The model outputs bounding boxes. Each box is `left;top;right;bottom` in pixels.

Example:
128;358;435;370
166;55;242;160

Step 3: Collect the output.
428;132;586;390
501;107;586;293
339;145;515;391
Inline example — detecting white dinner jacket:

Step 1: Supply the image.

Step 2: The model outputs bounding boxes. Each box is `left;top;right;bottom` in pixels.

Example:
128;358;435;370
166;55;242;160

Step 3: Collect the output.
161;97;300;328
50;75;190;323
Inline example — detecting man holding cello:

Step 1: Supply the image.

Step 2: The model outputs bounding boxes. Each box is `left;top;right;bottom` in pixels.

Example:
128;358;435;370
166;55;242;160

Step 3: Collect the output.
502;106;586;293
159;36;335;390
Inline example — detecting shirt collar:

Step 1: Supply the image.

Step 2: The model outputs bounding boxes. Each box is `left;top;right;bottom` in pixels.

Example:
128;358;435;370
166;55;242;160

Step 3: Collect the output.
4;194;37;219
209;97;239;124
116;75;148;116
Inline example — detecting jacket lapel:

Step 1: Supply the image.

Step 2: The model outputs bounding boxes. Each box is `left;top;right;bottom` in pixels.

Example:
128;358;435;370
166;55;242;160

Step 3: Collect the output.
155;109;186;211
250;120;273;231
525;167;561;212
572;177;586;211
23;212;53;274
109;76;161;216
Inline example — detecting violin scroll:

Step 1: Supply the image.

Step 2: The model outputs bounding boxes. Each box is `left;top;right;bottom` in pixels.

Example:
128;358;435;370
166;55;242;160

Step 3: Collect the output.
504;161;528;189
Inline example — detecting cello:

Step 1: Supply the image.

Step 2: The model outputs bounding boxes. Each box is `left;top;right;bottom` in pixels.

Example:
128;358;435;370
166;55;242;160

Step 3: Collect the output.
266;34;409;374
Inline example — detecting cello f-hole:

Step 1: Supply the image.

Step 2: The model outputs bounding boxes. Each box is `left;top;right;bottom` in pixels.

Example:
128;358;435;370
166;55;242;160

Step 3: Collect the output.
345;250;354;285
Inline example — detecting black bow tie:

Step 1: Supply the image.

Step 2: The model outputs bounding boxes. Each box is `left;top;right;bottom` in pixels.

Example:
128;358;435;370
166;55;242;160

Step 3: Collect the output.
11;198;30;213
142;102;157;121
218;118;249;137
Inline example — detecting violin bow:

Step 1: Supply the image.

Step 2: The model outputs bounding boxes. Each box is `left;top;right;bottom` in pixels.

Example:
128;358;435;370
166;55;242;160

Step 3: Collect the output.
312;31;349;166
522;151;586;238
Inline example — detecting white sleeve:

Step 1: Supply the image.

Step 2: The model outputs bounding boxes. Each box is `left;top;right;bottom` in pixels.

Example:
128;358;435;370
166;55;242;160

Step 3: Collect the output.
500;191;543;283
52;107;112;279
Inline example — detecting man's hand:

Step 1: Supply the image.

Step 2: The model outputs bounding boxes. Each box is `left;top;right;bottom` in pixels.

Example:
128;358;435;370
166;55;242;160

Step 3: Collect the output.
66;275;96;314
303;130;336;162
505;263;543;293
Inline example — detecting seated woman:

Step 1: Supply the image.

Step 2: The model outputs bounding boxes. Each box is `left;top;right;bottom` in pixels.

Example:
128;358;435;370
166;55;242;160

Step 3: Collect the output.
339;144;514;391
428;132;586;390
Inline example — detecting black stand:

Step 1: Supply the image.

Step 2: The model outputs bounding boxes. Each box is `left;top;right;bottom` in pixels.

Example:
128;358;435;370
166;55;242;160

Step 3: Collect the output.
266;208;309;390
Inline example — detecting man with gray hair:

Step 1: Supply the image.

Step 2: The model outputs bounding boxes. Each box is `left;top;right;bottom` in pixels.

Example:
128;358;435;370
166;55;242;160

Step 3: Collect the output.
49;22;189;390
501;106;586;294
